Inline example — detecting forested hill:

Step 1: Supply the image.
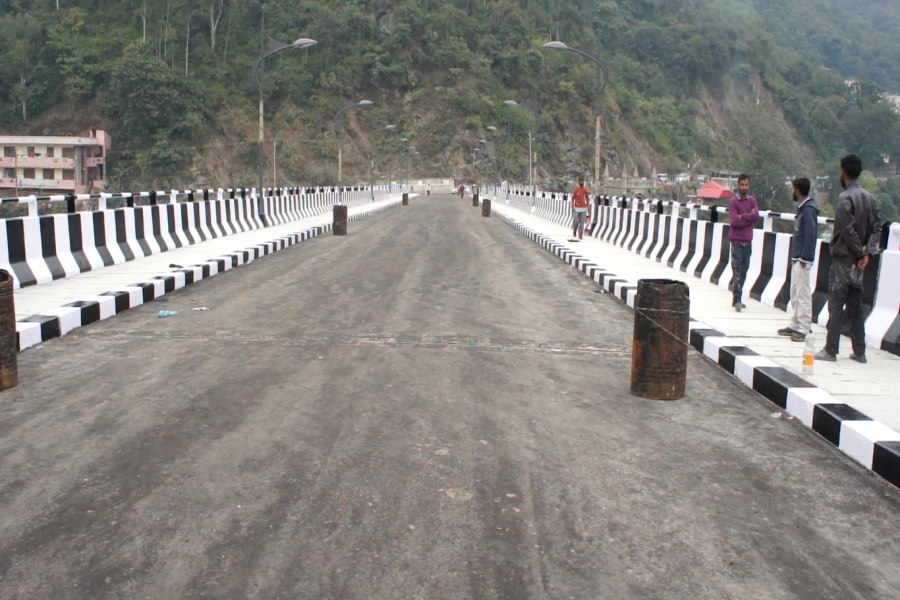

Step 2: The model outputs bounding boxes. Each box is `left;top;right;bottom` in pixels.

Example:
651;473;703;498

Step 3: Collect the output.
1;1;898;217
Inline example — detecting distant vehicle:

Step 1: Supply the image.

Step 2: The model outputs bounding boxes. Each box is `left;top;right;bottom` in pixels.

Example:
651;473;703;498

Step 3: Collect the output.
675;173;690;183
694;175;708;183
656;173;669;183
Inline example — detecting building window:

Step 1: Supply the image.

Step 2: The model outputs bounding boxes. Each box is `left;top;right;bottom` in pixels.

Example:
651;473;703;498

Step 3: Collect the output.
62;147;74;159
62;169;74;181
3;147;14;158
23;168;35;179
3;168;13;178
26;147;35;157
42;169;54;180
46;147;54;158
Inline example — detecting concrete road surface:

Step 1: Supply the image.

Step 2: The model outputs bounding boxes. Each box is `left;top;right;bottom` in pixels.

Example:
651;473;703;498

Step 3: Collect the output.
0;195;898;599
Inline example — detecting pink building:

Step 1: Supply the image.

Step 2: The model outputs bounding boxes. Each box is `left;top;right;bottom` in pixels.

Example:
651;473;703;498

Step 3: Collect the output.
0;129;110;197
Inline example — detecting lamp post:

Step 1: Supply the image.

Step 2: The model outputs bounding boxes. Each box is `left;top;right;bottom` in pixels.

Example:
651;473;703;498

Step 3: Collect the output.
333;99;374;190
541;40;609;189
503;100;535;194
251;35;317;220
370;124;395;199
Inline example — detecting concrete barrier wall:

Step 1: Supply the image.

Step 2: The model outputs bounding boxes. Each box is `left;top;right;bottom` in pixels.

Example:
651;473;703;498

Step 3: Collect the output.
0;186;386;290
499;186;899;356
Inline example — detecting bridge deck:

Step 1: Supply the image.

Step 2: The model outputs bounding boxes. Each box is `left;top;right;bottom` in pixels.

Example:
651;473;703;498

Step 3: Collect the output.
489;200;900;435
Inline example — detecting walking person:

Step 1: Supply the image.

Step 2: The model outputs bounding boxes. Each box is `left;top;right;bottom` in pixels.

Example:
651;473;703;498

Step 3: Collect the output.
816;154;882;363
777;178;819;341
570;177;590;241
728;174;760;311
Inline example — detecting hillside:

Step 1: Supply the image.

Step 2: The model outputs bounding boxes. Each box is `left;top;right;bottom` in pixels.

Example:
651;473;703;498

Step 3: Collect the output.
1;0;898;216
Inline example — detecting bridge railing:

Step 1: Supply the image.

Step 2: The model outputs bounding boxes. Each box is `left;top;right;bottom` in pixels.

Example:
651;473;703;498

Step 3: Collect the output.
495;185;899;356
0;185;402;290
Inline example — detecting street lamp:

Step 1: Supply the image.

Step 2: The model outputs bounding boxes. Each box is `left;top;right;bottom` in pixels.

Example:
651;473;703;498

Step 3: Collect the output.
541;40;609;188
503;100;536;194
333;99;374;189
251;36;317;204
371;123;395;199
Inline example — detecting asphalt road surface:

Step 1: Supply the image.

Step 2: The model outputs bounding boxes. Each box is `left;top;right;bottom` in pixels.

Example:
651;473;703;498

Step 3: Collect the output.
0;195;898;600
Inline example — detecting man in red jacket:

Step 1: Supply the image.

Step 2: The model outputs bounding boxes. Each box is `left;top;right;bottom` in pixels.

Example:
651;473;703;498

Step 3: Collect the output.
571;177;590;241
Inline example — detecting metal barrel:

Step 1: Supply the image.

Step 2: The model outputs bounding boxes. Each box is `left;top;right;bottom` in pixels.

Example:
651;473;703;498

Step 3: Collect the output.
630;278;690;400
472;192;479;207
481;198;491;217
402;192;409;206
0;270;18;390
333;205;348;236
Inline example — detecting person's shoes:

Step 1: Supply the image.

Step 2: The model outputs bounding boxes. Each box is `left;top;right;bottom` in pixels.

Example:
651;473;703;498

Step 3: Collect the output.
849;352;868;364
815;349;837;362
740;302;747;310
777;327;796;337
733;301;742;312
790;331;806;342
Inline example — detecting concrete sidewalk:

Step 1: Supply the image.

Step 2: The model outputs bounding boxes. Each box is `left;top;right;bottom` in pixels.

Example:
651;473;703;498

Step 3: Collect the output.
12;194;406;336
490;199;900;436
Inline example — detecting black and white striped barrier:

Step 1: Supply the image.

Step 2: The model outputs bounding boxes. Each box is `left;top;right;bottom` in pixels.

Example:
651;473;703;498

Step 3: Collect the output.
495;209;900;490
13;197;402;351
0;186;392;290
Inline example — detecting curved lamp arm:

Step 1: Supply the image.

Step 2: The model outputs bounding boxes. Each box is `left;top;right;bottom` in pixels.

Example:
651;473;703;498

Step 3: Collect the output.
252;37;318;91
541;41;608;96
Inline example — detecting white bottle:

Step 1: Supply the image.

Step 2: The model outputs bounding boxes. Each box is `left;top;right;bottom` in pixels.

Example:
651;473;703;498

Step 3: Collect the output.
802;333;815;375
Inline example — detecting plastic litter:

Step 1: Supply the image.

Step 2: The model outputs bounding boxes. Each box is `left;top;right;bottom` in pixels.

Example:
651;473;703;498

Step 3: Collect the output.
192;307;209;312
157;310;178;318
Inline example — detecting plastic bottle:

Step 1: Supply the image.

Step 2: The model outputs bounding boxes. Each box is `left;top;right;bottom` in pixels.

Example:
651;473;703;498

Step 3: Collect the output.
802;333;815;375
157;310;178;318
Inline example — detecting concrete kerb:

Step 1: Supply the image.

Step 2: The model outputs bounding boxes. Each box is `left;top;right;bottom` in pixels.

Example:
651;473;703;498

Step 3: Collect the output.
493;209;900;491
14;197;404;353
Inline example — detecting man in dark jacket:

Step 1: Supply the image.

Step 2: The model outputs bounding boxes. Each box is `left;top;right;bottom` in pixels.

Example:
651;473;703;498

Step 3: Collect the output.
816;155;882;363
777;178;819;342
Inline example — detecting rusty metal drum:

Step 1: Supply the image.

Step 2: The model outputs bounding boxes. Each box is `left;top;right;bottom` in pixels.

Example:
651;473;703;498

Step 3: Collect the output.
333;205;348;236
481;198;491;217
0;270;18;390
630;279;690;400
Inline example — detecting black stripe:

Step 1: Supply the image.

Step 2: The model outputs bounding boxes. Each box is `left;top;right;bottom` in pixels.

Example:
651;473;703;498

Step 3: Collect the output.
774;259;792;311
40;217;66;281
179;204;196;245
20;314;61;341
67;214;92;272
812;243;831;318
99;290;130;313
114;210;135;262
666;218;685;268
693;222;714;278
132;209;152;257
880;314;900;355
717;345;758;374
166;204;183;248
689;328;725;351
92;212;114;266
64;300;101;326
750;232;777;300
752;366;815;408
812;403;871;446
873;442;900;488
5;219;36;287
193;202;207;242
655;216;671;262
679;220;698;273
151;205;167;252
710;230;731;285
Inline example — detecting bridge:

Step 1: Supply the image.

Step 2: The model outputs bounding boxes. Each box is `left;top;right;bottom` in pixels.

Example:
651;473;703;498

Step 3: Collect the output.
0;186;897;598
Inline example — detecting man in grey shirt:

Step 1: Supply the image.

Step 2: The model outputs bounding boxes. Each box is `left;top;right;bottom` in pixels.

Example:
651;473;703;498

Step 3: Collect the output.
816;154;882;363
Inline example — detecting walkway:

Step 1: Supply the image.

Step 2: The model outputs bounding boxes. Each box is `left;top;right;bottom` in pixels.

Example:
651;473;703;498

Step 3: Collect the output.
489;197;899;485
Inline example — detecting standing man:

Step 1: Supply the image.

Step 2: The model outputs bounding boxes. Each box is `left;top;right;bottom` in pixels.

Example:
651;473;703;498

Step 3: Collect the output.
816;154;882;363
728;174;760;312
570;177;590;241
777;178;819;341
